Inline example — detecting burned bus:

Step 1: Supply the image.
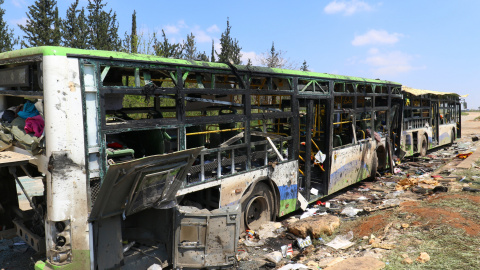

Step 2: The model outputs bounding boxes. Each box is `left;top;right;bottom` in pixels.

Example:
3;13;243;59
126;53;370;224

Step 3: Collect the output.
400;86;461;157
0;46;403;269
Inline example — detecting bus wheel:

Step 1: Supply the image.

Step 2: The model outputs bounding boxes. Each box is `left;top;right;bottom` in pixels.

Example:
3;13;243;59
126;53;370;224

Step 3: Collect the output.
420;135;428;156
242;182;274;231
451;130;455;144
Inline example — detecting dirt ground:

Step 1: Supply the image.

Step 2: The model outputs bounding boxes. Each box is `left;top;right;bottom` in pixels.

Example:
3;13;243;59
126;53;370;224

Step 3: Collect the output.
238;112;480;270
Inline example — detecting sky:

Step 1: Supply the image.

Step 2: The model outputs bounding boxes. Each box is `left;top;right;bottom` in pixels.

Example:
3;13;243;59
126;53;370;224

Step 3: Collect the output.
3;0;480;109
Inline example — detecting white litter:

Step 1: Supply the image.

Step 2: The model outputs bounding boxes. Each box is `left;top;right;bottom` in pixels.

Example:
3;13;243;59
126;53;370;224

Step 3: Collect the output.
277;263;308;270
325;231;354;250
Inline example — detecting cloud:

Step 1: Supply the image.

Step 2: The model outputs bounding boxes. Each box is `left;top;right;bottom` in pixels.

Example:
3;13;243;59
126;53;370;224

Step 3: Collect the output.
207;24;220;33
191;26;213;43
177;20;188;29
364;49;424;76
241;51;261;66
352;29;403;46
11;17;27;27
11;0;26;8
324;0;372;16
164;25;180;35
163;20;188;35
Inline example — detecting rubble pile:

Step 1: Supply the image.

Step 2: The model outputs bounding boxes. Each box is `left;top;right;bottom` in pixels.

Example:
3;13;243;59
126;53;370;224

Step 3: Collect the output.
237;135;480;269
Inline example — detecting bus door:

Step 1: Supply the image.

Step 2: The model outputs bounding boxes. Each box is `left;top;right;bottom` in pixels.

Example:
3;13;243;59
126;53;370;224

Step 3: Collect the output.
298;98;328;201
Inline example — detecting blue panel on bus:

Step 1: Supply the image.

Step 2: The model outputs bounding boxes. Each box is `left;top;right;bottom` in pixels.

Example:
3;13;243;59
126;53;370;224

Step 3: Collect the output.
278;184;297;200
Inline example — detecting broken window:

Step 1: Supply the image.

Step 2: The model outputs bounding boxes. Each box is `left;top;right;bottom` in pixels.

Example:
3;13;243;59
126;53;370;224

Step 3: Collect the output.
183;71;213;89
334;83;345;93
375;85;387;94
101;66;177;89
105;94;176;125
355;112;372;140
333;113;354;147
298;79;329;94
184;94;243;119
374;111;387;134
357;96;372;108
213;73;244;89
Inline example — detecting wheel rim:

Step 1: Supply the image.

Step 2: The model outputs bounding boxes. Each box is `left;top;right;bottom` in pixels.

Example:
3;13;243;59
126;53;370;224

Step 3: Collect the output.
245;195;270;230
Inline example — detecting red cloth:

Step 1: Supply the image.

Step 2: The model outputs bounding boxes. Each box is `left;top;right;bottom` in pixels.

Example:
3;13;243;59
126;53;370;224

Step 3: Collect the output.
24;115;45;137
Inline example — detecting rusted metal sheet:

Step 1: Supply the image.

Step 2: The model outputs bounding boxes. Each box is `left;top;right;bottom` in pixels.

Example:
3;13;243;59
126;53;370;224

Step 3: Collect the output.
89;148;202;221
173;205;240;269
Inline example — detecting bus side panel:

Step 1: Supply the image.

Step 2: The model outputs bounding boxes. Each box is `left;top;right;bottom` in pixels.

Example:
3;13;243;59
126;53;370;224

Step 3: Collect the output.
220;168;270;207
439;124;456;145
400;131;414;156
400;127;433;156
328;140;375;194
219;161;298;217
269;161;298;217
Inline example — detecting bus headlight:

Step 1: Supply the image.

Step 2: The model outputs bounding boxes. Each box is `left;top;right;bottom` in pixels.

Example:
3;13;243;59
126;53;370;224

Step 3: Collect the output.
49;220;72;265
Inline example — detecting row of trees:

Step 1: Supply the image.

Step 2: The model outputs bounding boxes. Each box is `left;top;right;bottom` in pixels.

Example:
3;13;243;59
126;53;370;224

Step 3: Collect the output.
0;0;309;70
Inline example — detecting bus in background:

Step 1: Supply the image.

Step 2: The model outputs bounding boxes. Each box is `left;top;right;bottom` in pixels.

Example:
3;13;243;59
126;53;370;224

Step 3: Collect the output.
400;87;461;157
0;46;402;269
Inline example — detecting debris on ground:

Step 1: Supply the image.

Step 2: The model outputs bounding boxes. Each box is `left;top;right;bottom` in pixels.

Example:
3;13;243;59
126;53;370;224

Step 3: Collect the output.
237;127;480;269
323;257;385;270
287;214;340;238
325;231;354;250
416;252;431;263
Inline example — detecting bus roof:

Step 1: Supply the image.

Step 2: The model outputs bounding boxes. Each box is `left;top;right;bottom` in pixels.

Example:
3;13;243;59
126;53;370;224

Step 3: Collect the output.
0;46;401;85
402;86;460;97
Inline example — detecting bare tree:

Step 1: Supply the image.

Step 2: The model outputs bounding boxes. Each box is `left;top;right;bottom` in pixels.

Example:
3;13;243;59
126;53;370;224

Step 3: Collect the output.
258;42;296;69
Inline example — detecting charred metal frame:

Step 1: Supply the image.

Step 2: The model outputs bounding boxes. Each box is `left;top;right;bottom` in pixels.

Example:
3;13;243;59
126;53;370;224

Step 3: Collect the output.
77;57;403;204
401;91;461;155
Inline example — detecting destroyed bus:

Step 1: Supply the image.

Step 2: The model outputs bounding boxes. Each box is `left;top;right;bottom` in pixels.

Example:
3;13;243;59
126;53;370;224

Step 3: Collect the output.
0;46;403;269
399;86;461;157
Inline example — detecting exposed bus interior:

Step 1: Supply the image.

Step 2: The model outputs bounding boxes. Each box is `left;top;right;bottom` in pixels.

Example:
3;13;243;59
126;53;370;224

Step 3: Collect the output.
401;88;461;156
298;98;328;200
98;64;295;210
90;63;298;268
0;63;47;256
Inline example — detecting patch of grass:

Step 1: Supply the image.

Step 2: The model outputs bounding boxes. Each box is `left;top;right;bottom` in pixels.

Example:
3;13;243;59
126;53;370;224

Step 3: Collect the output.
474;116;480;121
461;112;469;116
384;226;480;269
427;197;480;220
453;167;480;188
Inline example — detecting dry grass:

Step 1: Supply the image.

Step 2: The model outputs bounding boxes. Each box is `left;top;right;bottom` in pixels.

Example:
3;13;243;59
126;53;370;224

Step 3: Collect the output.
383;193;480;269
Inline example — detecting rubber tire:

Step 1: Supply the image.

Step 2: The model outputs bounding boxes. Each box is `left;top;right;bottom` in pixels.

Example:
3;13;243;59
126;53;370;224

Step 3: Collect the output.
241;182;274;231
451;130;455;144
419;135;428;157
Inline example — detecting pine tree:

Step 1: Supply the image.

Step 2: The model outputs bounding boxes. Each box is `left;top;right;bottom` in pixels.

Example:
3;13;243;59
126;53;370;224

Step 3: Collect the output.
153;30;183;58
210;39;215;62
300;60;309;71
61;0;88;49
121;10;138;53
87;0;120;51
19;0;61;47
0;0;18;52
130;10;137;53
217;18;242;64
181;33;208;61
263;42;281;68
183;32;197;60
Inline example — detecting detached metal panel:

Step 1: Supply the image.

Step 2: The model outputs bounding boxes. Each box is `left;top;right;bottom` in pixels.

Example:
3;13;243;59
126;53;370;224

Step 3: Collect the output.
174;205;240;269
